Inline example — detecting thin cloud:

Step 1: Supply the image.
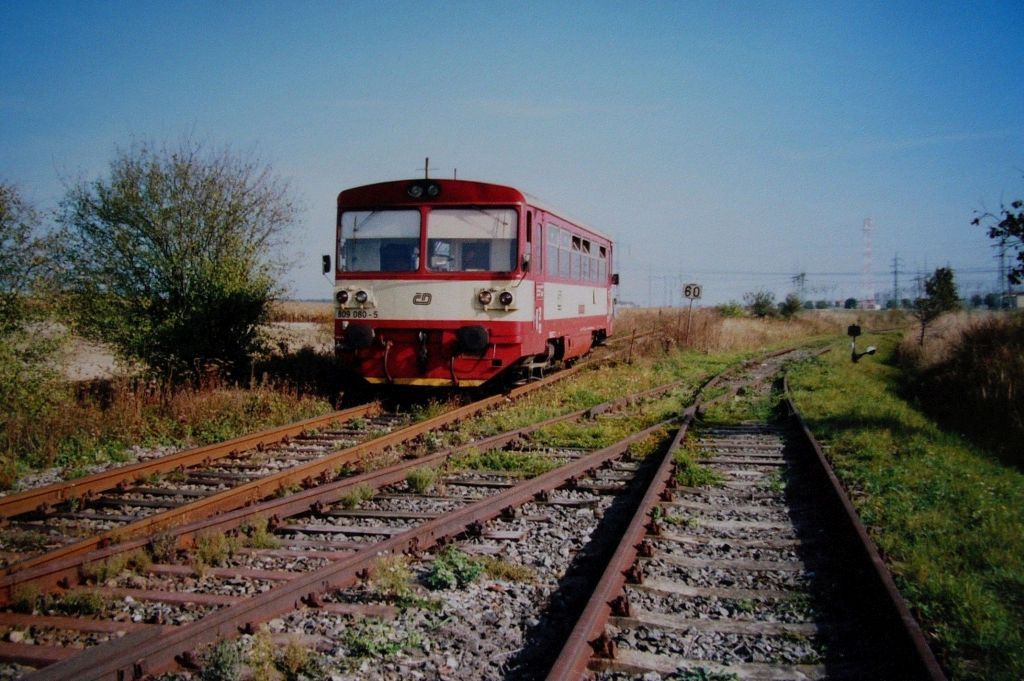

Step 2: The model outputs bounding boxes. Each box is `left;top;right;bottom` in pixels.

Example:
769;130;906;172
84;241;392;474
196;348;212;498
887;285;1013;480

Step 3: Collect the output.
781;128;1022;161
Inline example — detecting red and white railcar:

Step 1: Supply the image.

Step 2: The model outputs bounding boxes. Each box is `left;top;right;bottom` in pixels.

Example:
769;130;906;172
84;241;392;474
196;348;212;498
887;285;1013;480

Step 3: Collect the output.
328;178;616;387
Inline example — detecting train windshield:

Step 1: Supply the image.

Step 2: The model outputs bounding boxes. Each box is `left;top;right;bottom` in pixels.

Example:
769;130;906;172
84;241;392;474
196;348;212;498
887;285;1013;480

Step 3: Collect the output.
426;208;518;272
339;210;420;272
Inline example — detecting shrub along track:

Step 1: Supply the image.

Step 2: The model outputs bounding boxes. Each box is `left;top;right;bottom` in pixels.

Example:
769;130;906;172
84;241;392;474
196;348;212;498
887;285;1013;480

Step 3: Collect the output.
546;358;947;681
0;360;698;679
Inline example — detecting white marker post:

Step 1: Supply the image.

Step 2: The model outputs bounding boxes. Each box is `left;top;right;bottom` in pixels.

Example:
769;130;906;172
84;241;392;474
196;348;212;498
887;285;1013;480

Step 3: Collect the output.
682;282;702;345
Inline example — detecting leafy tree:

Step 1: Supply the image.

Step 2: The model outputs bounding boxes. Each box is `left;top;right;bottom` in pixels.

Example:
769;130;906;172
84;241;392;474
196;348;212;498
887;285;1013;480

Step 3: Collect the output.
802;300;815;310
984;292;1001;310
58;140;297;379
844;298;858;309
0;182;65;466
814;299;829;309
743;289;775;318
913;267;960;345
973;198;1024;284
779;293;802;319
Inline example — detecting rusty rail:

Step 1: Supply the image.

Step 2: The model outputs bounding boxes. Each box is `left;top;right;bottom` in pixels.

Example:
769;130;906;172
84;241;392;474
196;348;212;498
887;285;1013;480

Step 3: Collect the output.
783;375;947;681
24;415;681;680
546;409;694;680
0;402;381;521
1;378;689;599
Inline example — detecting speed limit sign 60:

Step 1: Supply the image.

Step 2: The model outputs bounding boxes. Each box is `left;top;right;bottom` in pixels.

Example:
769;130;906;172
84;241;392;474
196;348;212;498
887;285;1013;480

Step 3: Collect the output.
683;283;702;300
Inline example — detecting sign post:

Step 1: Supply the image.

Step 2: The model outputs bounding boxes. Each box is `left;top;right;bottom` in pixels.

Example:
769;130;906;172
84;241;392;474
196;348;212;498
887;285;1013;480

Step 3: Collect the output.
682;283;702;345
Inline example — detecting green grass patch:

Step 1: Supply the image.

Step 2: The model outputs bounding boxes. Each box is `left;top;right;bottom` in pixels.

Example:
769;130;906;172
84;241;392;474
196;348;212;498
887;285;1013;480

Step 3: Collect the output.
673;446;723;488
337;482;375;509
424;545;483;590
788;335;1024;680
448;449;562;478
405;467;438;494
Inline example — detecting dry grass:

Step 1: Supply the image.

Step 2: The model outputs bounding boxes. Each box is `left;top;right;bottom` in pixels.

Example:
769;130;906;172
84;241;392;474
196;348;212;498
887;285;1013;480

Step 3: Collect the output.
614;307;909;355
268;300;333;324
897;311;1024;465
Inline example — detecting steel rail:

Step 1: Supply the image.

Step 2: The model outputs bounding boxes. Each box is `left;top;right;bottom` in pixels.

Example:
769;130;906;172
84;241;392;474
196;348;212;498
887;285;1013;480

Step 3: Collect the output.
783;375;947;681
0;402;381;521
545;411;695;680
0;358;658;599
1;360;598;580
25;415;682;680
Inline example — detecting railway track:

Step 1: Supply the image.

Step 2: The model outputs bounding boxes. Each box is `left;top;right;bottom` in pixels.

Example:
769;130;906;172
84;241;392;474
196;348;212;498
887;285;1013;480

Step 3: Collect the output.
547;358;947;680
0;344;939;680
0;359;696;678
0;347;629;587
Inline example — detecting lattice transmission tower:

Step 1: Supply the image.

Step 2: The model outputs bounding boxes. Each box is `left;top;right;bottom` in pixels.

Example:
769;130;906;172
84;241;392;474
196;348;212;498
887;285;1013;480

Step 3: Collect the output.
860;217;876;309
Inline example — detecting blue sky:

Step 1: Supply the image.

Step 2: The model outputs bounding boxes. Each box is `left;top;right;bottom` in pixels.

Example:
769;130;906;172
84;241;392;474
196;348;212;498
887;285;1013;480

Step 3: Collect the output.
2;1;1022;305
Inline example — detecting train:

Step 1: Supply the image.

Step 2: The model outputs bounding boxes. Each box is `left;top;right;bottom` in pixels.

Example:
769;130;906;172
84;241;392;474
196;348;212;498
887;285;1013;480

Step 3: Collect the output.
324;178;617;387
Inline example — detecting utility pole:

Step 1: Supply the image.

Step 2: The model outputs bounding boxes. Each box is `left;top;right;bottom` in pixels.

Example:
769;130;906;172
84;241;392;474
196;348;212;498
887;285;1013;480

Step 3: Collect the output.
891;253;902;308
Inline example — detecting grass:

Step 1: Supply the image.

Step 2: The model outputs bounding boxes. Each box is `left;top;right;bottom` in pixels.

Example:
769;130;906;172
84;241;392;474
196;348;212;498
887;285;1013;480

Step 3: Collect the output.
672;445;724;488
478;555;536;582
448;448;563;478
341;618;421;659
424;545;483;590
81;548;152;583
405;466;438;494
788;334;1024;680
241;516;280;550
337;482;375;508
371;554;414;601
0;375;333;489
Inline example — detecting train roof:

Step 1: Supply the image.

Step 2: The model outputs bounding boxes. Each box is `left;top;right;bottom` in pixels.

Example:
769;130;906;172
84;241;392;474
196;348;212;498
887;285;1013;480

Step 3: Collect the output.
337;178;612;243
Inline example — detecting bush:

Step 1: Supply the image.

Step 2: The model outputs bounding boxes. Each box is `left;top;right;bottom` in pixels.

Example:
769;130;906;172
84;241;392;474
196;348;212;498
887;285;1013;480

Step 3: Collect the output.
743;290;776;318
57;138;297;380
715;301;745;318
903;313;1024;465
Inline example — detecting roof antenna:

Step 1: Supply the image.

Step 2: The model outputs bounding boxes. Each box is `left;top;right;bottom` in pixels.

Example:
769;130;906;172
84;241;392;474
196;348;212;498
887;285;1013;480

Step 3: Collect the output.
454;168;458;180
419;157;434;180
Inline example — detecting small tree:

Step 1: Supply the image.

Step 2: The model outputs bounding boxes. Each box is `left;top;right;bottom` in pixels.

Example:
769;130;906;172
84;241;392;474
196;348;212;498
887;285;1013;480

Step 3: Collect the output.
0;182;65;466
913;267;960;345
843;297;858;309
58;139;297;379
779;293;802;319
973;198;1024;285
744;290;775;318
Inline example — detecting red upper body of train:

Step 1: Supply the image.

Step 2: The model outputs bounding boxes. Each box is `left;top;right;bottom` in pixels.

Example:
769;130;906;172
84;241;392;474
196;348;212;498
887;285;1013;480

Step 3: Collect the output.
330;178;615;387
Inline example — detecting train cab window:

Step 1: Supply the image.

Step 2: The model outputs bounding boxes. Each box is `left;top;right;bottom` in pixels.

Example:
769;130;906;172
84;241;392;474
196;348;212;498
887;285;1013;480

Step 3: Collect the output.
427;208;518;272
339;210;420;272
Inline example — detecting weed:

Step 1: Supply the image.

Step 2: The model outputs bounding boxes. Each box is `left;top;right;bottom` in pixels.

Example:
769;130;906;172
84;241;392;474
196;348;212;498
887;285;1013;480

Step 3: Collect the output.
2;529;49;552
335;462;359;478
51;589;105;616
425;545;483;590
478;555;536;582
166;467;187;483
242;516;280;550
82;549;151;583
247;627;276;681
341;618;420;659
193;530;238;568
372;554;414;601
673;448;723;488
337;482;375;509
349;417;367;430
448;450;561;478
10;584;41;614
276;636;326;681
406;467;438;494
148;533;178;563
200;639;242;681
275;483;302;498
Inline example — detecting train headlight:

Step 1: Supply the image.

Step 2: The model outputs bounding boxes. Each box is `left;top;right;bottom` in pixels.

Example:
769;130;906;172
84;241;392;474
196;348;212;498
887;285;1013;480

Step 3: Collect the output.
407;184;424;198
426;183;441;197
354;290;369;304
498;291;514;306
336;290;350;305
478;290;493;305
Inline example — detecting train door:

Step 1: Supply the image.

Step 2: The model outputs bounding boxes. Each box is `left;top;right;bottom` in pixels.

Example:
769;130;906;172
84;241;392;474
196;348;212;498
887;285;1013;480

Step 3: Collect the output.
528;211;544;341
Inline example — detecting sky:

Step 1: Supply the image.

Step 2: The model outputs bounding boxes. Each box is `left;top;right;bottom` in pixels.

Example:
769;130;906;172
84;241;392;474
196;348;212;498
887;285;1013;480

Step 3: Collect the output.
2;1;1022;306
